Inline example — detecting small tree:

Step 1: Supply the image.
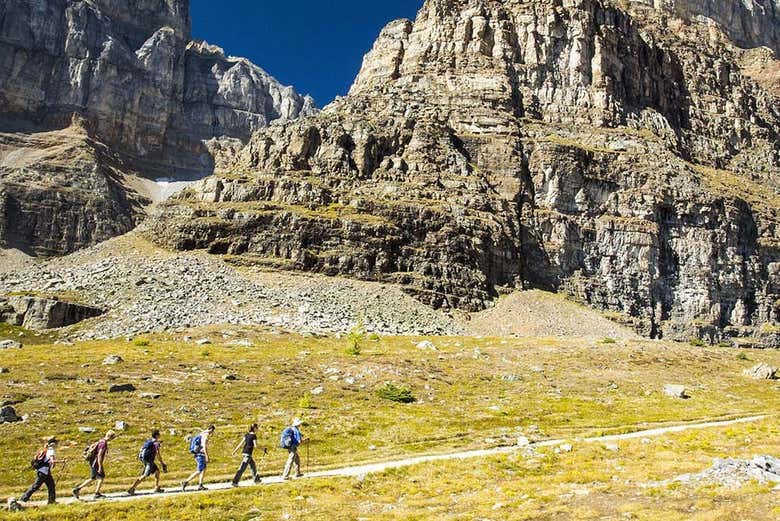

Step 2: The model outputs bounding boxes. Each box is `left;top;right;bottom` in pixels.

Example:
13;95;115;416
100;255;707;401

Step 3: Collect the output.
346;320;366;356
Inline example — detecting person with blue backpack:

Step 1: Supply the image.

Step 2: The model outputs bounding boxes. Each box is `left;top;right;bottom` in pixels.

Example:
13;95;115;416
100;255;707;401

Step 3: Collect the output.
280;418;305;480
126;429;167;496
181;425;215;491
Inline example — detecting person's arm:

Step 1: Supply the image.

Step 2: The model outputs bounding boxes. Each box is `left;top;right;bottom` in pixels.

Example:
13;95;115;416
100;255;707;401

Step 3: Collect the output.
232;437;244;456
203;439;209;462
157;444;168;471
97;445;106;472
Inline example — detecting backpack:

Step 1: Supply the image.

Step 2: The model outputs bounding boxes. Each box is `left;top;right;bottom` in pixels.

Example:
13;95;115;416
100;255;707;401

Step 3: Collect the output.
83;441;100;462
188;434;202;454
30;447;48;470
138;439;156;462
279;428;294;450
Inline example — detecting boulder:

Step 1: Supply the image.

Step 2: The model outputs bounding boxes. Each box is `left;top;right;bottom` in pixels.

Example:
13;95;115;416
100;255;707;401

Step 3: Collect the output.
0;368;8;374
115;421;128;431
0;405;21;423
743;363;778;380
664;385;688;399
108;383;136;393
79;427;95;433
141;392;161;399
0;296;103;330
102;355;124;365
0;339;22;349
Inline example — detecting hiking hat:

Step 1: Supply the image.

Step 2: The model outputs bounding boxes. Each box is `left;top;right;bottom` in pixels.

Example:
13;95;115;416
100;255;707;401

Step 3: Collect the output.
292;418;303;427
46;437;58;446
105;430;116;440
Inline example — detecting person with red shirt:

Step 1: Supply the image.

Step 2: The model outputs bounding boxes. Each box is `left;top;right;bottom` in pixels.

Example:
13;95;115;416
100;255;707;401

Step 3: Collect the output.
73;430;116;500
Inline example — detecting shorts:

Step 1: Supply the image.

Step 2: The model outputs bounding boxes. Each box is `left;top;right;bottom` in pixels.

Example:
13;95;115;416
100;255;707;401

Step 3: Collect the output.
90;463;105;480
141;461;159;478
195;454;207;472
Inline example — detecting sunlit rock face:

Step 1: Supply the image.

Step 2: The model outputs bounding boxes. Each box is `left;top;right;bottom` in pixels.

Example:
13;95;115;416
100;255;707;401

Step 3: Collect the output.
0;0;314;255
150;0;780;345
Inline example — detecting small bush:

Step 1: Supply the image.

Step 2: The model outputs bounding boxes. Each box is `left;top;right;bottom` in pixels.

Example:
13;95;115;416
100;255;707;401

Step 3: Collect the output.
688;338;706;347
298;394;314;409
718;340;733;348
346;320;366;356
736;352;749;361
133;338;151;347
200;350;210;358
376;383;415;404
599;337;617;344
368;333;381;342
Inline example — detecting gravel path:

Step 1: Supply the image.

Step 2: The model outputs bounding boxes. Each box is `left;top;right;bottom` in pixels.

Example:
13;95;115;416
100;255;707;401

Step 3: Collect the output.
16;414;769;510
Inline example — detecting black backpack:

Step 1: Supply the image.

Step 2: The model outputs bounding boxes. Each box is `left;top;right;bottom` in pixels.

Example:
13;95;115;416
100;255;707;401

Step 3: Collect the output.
30;447;48;470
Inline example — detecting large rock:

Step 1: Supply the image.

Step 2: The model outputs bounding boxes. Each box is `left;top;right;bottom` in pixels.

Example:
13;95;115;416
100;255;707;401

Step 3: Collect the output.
0;0;315;256
0;339;22;349
149;0;780;345
743;363;778;380
0;296;103;329
0;405;21;423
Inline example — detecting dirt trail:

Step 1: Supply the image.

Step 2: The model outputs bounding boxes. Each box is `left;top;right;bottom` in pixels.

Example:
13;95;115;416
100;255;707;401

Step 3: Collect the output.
16;414;769;510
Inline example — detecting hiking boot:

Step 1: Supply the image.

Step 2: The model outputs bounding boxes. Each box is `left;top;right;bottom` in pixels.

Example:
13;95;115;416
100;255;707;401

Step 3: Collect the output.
126;488;136;496
295;473;304;478
180;481;187;492
7;499;21;512
94;493;105;500
231;482;238;488
72;487;80;499
254;476;262;484
196;485;207;491
153;487;165;494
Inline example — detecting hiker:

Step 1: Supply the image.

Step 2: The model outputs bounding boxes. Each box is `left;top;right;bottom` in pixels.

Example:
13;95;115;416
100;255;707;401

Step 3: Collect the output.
73;430;116;500
231;423;266;486
280;418;305;480
127;429;167;496
9;437;60;509
181;425;215;491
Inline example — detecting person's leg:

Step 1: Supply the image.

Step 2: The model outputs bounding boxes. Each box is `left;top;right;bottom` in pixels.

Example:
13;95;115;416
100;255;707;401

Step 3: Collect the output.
233;455;249;485
20;472;45;502
248;456;258;480
282;449;295;478
94;477;104;495
73;477;92;497
44;473;56;504
293;450;301;476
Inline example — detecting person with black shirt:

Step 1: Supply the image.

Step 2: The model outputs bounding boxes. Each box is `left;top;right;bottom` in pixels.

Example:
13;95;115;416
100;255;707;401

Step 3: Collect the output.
231;423;265;486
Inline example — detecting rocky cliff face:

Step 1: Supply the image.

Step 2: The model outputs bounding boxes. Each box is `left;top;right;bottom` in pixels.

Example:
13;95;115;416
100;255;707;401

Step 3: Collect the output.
150;0;780;345
0;0;314;255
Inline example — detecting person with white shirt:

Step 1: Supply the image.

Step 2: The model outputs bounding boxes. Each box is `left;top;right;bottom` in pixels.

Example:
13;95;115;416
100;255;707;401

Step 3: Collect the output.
13;437;60;508
181;425;215;491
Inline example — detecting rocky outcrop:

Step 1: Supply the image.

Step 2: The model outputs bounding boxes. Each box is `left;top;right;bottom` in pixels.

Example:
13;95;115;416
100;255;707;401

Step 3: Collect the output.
0;0;314;255
149;0;780;345
0;295;103;329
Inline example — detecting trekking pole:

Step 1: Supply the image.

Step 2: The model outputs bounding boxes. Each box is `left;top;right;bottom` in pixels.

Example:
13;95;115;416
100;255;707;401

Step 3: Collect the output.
306;441;310;474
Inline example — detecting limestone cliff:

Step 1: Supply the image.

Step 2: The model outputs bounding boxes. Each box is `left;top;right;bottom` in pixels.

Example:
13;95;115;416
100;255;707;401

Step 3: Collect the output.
150;0;780;345
0;0;314;255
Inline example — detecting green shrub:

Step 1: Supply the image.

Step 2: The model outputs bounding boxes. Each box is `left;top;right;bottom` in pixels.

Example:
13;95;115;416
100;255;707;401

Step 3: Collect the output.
298;394;314;409
688;338;706;347
376;383;415;404
346;320;366;356
736;352;749;361
599;337;617;344
133;338;150;347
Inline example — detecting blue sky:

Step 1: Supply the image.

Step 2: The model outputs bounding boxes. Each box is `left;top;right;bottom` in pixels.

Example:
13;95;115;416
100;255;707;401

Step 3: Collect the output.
190;1;423;107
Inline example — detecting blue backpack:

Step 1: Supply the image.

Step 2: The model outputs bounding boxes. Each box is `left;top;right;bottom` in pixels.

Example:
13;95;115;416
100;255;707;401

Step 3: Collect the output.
279;428;294;449
138;439;156;462
189;434;203;454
